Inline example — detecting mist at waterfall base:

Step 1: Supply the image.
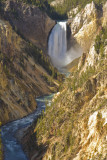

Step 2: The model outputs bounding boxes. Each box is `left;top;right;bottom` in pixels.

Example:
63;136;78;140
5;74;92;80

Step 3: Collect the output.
48;21;82;70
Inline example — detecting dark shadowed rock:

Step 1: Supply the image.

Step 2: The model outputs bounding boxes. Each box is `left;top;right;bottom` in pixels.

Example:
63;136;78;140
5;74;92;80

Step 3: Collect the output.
2;0;55;52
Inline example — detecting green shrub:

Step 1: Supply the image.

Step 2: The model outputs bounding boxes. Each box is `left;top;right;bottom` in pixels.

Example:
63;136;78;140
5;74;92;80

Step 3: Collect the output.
94;27;107;56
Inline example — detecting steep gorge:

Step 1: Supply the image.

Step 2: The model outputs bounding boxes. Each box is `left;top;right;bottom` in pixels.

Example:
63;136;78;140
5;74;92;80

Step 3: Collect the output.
20;1;107;160
0;0;62;125
0;0;107;160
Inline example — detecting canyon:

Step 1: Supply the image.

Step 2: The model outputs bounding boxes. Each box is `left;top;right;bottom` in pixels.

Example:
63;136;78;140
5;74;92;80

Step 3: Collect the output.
0;0;107;160
0;0;61;125
21;1;107;160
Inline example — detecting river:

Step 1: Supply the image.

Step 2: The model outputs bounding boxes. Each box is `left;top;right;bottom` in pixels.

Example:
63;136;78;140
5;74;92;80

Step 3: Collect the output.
1;94;54;160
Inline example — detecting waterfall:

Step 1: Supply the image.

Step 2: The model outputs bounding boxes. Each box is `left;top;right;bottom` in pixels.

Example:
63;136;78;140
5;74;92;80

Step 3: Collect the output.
48;21;83;69
48;21;67;68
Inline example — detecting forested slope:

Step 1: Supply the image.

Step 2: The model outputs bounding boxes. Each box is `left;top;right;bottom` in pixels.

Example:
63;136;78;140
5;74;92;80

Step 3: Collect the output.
21;2;107;160
0;0;63;125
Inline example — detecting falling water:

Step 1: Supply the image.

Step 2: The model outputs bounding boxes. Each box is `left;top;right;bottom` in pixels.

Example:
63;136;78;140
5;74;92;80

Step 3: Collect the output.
48;21;67;68
48;21;83;70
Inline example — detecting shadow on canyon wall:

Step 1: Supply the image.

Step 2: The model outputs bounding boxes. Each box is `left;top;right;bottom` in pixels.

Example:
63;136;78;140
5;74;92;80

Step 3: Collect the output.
21;117;48;160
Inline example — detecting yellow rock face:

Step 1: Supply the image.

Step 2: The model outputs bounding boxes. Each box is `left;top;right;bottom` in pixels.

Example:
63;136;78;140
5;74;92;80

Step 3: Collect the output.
69;1;107;52
0;17;59;125
102;2;107;27
74;19;98;52
0;20;22;54
0;63;7;89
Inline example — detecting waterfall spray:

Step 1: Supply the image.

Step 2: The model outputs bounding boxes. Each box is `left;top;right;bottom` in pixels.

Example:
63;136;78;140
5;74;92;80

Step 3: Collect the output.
48;21;82;69
48;22;67;68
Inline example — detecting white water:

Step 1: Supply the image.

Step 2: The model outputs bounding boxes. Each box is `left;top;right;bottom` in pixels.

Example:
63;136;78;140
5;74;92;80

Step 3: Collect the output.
1;94;54;160
48;22;67;68
48;21;83;69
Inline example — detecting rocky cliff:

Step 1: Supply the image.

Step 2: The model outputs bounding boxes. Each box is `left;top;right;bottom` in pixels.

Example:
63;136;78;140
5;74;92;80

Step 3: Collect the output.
0;3;59;125
67;1;103;53
21;2;107;160
1;0;55;52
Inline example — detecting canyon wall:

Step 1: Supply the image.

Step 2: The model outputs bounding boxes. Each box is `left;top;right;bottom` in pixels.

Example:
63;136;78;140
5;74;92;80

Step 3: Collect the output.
1;0;55;52
21;2;107;160
0;0;58;125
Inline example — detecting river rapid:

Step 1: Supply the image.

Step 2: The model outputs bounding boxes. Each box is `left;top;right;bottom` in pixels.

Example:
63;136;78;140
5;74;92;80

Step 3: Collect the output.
1;94;54;160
